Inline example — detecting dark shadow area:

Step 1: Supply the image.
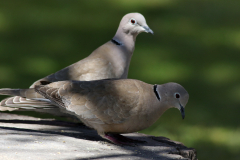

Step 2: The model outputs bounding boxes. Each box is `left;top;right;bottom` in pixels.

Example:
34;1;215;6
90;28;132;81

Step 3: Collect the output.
0;123;103;142
0;119;81;127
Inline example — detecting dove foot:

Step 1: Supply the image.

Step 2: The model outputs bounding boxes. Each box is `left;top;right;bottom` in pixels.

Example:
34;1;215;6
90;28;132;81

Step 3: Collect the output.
104;133;146;146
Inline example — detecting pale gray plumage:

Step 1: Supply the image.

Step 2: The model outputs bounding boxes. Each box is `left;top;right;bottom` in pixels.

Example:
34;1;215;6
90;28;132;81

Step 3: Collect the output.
0;79;189;145
0;13;153;112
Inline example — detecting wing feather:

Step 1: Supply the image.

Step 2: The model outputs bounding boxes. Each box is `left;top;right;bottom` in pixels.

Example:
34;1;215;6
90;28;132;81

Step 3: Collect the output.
35;79;141;125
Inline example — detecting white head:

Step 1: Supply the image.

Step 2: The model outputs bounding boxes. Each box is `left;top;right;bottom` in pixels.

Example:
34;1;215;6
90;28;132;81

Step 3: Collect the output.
114;13;153;41
121;13;153;35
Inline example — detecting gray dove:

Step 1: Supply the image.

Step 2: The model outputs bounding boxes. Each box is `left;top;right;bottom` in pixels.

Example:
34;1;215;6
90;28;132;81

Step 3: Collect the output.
0;79;189;145
0;13;153;112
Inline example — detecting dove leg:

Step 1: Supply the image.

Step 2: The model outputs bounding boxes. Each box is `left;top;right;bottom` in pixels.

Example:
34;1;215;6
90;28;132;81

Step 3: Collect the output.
103;133;146;145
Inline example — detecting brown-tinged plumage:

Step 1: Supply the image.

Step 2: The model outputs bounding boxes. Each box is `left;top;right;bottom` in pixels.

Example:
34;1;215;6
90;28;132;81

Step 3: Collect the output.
0;79;188;145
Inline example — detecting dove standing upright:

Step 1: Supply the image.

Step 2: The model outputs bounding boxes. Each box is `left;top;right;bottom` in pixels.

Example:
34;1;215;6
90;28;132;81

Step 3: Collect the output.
0;13;153;112
0;79;189;145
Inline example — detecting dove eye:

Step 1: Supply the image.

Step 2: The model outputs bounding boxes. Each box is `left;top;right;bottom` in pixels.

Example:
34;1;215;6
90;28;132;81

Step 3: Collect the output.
130;18;137;25
175;93;180;99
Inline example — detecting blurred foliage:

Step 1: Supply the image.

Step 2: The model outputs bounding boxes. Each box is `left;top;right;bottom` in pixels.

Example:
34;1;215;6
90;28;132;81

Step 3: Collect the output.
0;0;240;159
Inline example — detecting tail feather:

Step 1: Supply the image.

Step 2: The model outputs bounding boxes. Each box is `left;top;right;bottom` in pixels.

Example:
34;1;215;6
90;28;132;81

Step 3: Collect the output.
0;105;17;111
0;88;26;96
0;88;42;99
0;96;53;108
0;87;57;112
0;87;65;116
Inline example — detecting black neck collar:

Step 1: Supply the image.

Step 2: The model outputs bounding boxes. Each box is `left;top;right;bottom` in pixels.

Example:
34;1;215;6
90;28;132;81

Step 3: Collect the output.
111;39;123;46
153;84;161;101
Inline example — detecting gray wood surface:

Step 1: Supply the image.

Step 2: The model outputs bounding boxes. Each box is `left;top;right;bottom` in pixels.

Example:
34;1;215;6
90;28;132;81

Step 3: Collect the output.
0;113;197;160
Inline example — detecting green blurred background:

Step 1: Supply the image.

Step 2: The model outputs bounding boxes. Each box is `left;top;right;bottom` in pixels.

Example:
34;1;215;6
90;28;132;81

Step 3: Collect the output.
0;0;239;159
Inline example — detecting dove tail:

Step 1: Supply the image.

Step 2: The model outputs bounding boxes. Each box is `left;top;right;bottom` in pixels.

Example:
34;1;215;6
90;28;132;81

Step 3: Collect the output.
0;88;44;98
0;88;55;111
0;88;23;96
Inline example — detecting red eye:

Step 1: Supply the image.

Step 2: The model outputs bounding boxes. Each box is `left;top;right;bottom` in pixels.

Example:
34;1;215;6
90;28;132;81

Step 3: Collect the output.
175;93;180;98
130;18;137;24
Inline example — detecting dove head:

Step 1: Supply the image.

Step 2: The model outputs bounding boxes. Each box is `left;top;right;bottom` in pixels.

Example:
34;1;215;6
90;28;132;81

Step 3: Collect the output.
115;13;153;40
122;13;153;35
154;82;189;119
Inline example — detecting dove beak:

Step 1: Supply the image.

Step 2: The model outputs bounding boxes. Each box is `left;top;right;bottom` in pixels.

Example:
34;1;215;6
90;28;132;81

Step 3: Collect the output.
143;26;154;34
180;104;185;119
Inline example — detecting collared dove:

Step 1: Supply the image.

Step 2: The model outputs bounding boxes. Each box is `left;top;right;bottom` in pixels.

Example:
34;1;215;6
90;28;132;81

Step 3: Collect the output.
0;79;189;145
0;13;153;112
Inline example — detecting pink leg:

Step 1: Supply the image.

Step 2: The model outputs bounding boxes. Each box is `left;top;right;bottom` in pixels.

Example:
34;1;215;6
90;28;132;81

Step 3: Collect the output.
104;133;146;145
